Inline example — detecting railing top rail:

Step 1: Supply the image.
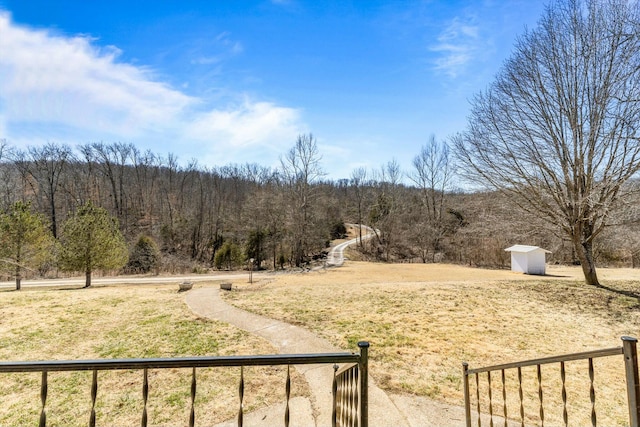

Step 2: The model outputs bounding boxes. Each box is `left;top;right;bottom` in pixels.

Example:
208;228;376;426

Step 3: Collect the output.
465;346;623;375
0;352;361;373
334;362;358;377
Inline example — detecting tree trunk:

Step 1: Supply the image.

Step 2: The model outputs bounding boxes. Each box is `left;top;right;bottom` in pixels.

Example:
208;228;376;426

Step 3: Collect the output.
85;270;92;288
574;239;600;286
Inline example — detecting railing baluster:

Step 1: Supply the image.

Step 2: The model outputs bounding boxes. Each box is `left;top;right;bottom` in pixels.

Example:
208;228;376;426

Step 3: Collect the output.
589;358;596;427
141;368;148;427
349;367;355;427
331;365;338;427
238;366;244;427
537;364;544;427
501;369;507;427
39;370;47;427
476;372;481;427
488;371;494;427
561;361;567;427
345;368;350;427
90;369;98;427
189;367;196;427
339;373;344;427
354;364;360;427
285;365;291;427
518;367;524;427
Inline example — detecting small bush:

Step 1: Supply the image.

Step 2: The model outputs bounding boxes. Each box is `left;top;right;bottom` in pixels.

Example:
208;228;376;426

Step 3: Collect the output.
125;235;160;274
214;241;244;270
330;220;347;240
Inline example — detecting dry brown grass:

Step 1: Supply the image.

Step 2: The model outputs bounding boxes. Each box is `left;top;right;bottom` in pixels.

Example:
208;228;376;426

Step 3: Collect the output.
0;284;308;426
224;261;640;426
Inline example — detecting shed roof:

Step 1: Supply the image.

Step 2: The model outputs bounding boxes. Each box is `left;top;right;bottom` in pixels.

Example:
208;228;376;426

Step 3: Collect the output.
504;245;551;254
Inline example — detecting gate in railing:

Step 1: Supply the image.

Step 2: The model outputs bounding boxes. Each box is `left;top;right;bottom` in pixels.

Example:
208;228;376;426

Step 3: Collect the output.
333;342;369;427
0;341;369;427
462;336;640;427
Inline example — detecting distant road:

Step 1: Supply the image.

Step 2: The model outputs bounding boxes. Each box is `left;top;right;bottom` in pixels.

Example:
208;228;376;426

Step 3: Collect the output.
0;272;262;290
0;224;375;289
326;224;374;266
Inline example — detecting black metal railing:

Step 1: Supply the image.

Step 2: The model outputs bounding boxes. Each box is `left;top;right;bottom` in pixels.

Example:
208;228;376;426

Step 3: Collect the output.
333;342;369;427
0;342;370;427
462;336;640;427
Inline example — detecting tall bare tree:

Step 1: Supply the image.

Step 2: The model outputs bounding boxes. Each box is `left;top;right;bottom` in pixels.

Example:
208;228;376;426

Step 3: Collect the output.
13;143;73;238
280;134;325;266
79;142;133;231
368;160;402;261
409;136;454;262
350;167;368;248
0;139;18;210
453;0;640;286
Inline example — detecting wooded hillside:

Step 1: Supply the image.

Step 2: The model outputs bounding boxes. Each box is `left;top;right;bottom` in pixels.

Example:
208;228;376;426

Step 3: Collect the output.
0;138;638;280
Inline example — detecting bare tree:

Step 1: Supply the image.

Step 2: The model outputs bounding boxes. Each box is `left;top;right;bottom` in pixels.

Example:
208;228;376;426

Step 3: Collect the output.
368;160;402;261
409;136;454;262
350;167;368;248
13;143;74;238
0;139;18;210
79;142;133;230
280;134;325;266
453;0;640;286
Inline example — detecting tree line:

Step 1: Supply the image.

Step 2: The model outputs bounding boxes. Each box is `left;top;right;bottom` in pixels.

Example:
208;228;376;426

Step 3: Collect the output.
1;131;638;290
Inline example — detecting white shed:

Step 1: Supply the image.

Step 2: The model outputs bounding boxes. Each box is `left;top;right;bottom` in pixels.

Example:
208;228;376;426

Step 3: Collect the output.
504;245;551;275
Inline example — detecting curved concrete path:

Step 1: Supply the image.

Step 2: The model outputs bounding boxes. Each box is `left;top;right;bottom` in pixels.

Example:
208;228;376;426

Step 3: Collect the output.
326;224;375;266
185;287;410;427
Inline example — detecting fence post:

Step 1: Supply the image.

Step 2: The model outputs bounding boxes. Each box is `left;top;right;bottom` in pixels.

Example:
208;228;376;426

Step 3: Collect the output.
623;336;640;427
358;341;369;427
463;363;471;427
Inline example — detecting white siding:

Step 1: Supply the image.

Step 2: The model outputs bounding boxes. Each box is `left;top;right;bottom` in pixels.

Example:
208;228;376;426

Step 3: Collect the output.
510;252;528;273
505;245;550;275
527;251;546;275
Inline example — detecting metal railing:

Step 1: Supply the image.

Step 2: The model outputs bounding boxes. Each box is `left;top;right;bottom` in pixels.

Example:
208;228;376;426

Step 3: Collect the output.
333;342;369;427
462;336;640;427
0;342;370;427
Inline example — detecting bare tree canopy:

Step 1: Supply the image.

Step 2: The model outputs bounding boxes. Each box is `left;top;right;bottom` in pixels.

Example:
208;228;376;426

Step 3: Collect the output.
453;0;640;285
409;136;454;262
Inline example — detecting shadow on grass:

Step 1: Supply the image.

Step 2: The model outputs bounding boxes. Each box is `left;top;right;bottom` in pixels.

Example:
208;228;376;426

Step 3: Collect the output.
590;282;640;302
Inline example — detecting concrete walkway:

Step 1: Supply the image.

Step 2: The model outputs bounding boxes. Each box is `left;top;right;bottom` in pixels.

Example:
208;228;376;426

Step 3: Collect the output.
185;286;470;426
185;287;410;426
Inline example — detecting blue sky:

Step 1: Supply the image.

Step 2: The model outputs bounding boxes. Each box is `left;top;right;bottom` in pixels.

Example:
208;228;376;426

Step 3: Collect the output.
0;0;545;179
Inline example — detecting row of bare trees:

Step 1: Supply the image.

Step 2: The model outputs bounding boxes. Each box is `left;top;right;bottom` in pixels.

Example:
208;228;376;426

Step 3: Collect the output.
0;131;639;283
0;136;341;276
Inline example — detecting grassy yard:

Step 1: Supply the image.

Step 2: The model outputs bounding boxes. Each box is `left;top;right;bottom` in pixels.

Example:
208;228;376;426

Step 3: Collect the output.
223;262;640;426
2;263;639;426
0;284;308;426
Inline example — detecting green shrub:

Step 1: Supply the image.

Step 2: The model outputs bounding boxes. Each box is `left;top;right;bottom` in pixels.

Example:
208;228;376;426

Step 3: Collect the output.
126;235;160;274
214;241;244;270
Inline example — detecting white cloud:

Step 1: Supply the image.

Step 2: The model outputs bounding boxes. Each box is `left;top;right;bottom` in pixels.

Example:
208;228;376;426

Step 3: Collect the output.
430;16;481;78
0;12;194;137
187;99;302;148
0;11;304;163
